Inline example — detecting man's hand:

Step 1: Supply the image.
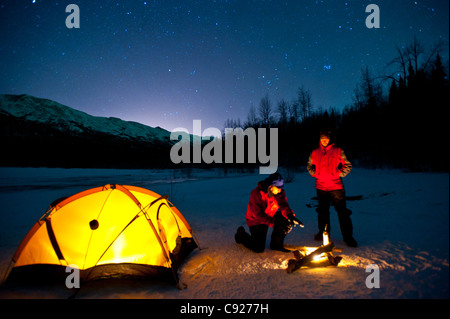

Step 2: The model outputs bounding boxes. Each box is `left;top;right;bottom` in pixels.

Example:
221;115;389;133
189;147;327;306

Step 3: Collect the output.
288;214;304;228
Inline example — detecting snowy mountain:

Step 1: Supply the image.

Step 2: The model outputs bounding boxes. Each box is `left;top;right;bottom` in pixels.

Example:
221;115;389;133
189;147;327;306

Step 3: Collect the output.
0;94;171;144
0;94;176;168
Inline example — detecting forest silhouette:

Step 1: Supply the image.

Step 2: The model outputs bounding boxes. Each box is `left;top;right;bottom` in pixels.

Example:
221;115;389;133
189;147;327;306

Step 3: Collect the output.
224;38;449;172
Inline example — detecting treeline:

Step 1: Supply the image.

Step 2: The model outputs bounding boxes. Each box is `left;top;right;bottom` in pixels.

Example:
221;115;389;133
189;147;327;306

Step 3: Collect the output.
225;38;449;171
0;111;174;169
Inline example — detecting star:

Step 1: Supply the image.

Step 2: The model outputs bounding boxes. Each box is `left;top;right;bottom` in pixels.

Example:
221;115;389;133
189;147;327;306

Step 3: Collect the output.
0;1;447;132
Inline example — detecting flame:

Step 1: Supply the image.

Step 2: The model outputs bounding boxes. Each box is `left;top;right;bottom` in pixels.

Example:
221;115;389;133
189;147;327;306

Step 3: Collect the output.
302;247;329;263
323;231;329;246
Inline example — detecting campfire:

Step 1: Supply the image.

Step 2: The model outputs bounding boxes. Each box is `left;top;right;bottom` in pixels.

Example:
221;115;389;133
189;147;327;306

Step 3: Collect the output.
286;228;342;273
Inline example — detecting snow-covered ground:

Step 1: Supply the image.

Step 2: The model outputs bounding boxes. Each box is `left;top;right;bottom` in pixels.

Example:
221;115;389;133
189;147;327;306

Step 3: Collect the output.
0;167;448;299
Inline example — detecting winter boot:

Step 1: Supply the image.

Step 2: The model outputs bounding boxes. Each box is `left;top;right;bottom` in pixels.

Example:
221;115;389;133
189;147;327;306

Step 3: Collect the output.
344;236;358;247
270;240;290;252
270;225;290;252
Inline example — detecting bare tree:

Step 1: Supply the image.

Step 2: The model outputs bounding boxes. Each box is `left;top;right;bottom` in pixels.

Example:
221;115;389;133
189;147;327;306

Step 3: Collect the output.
297;86;313;120
289;100;300;124
276;99;289;125
385;45;409;84
384;37;444;84
258;93;273;128
408;36;424;74
245;103;258;128
358;66;383;108
224;118;241;129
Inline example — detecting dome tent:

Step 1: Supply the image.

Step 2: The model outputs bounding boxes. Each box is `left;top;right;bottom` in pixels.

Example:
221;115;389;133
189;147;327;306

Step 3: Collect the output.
3;184;198;285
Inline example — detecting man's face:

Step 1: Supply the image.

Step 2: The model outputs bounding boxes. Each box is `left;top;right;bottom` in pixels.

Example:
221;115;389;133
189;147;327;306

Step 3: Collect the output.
320;137;330;147
269;185;282;195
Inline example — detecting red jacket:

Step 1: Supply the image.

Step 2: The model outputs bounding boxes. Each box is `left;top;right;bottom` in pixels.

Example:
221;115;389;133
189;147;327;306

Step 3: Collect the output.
246;182;294;227
307;143;352;191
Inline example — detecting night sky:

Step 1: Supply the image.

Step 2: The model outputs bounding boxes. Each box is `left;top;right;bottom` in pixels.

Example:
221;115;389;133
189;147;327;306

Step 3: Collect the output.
1;0;448;133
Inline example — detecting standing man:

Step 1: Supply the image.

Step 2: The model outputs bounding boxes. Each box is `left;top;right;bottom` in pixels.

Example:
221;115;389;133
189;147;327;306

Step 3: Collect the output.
307;131;357;247
235;173;303;253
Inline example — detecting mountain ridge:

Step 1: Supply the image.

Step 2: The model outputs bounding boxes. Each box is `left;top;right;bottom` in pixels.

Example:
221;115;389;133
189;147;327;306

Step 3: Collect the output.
0;94;172;143
0;94;176;168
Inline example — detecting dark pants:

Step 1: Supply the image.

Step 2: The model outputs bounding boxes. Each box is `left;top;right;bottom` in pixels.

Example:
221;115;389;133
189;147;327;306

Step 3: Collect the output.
316;189;353;241
239;212;290;253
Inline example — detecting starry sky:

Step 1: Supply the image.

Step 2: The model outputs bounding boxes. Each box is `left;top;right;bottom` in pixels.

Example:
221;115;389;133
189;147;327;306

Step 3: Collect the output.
0;0;448;133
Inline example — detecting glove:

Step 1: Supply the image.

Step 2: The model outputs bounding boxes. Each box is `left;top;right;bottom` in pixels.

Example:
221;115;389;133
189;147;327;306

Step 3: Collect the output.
284;223;293;235
288;213;304;228
274;211;293;235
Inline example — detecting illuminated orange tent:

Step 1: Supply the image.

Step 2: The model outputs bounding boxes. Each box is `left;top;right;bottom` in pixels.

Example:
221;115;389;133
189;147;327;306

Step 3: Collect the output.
4;184;198;285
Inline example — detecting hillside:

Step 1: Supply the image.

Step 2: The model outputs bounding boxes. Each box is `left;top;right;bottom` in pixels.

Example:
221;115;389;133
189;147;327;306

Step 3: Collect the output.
0;94;175;168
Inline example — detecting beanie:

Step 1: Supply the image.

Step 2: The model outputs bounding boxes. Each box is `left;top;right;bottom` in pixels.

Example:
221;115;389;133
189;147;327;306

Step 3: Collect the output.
268;172;284;189
320;131;331;138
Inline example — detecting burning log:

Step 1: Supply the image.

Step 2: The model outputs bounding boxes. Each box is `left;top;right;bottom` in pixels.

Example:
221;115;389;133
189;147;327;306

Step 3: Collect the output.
286;242;342;273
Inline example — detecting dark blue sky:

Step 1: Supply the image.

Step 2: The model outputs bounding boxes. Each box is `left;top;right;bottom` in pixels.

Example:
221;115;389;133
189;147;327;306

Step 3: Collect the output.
0;1;448;132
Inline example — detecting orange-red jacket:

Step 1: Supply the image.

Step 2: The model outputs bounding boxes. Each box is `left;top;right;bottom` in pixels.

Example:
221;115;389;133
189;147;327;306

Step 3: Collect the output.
246;182;294;227
307;143;352;191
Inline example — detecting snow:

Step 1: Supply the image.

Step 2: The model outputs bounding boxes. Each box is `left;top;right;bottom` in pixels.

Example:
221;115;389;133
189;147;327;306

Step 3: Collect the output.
0;94;171;143
0;167;448;299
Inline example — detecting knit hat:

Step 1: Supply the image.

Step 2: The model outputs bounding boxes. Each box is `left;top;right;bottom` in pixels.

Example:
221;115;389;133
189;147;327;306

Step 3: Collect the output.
268;172;284;189
320;131;331;138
